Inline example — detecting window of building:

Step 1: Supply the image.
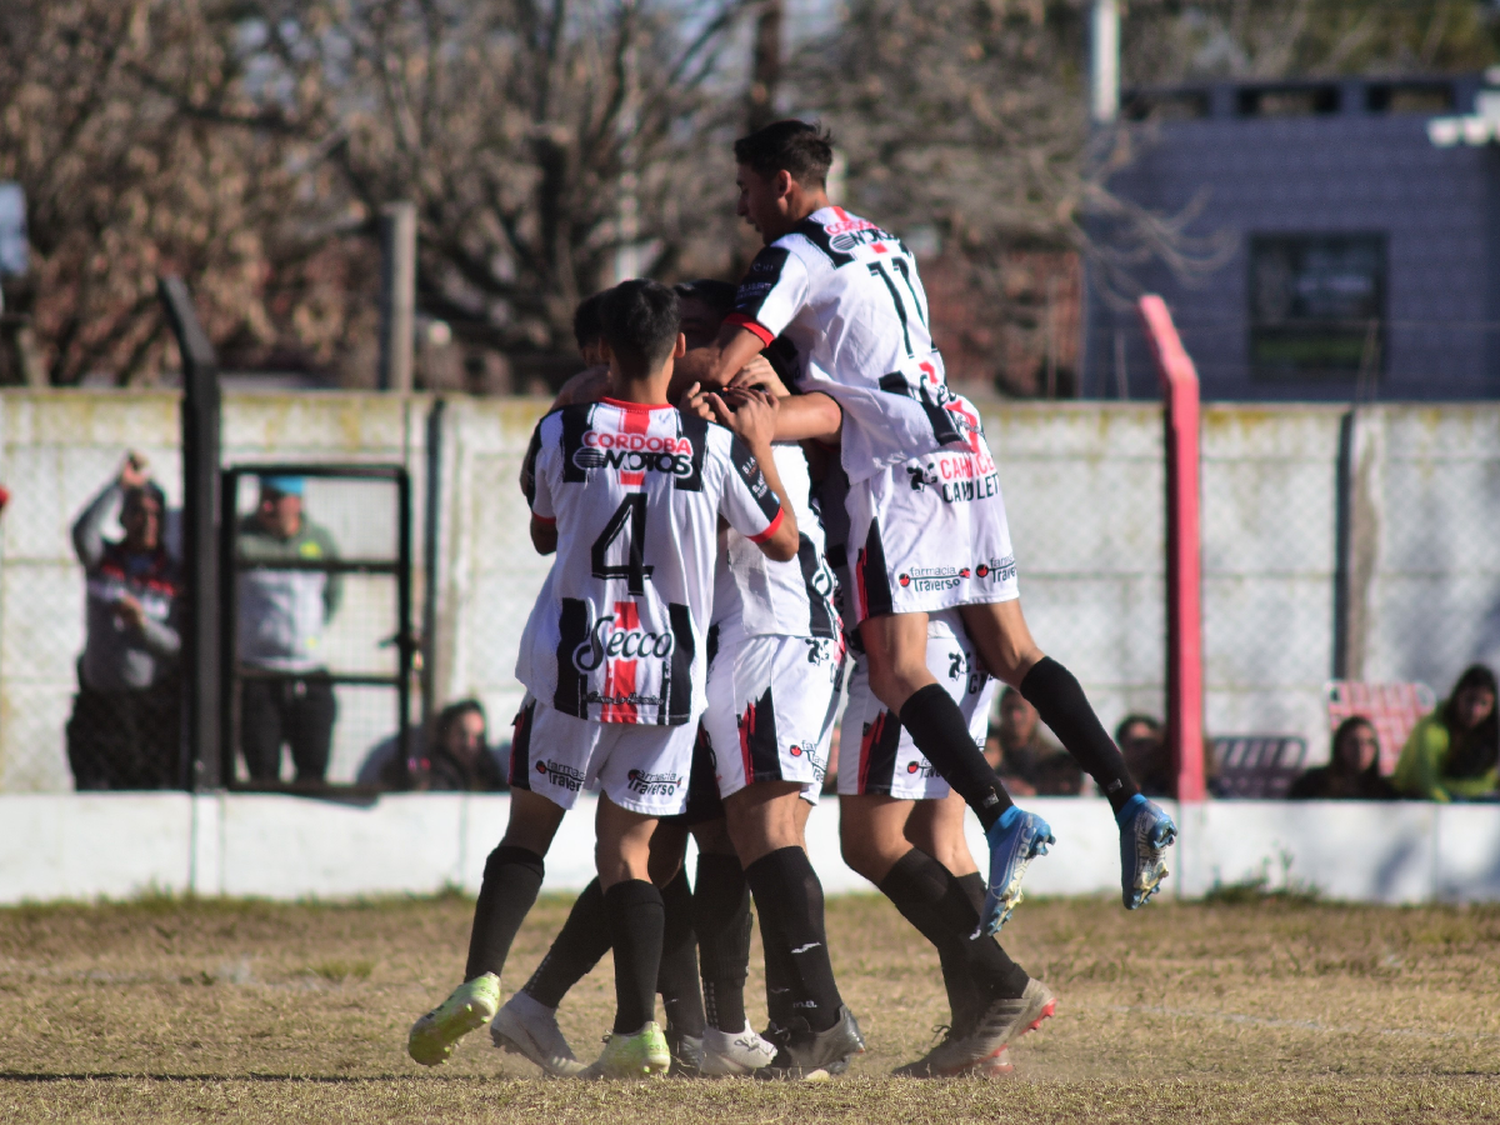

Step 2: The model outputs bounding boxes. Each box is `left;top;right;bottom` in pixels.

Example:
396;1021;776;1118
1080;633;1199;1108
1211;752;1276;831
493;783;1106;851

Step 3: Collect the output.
1248;234;1386;379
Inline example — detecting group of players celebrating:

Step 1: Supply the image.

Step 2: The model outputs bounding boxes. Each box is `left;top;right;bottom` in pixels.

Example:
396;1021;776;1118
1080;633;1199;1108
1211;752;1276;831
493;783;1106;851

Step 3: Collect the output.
405;121;1178;1081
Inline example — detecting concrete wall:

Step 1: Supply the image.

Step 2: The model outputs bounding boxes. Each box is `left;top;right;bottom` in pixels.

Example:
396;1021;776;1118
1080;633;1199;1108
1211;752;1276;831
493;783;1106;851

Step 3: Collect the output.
2;792;1495;906
3;391;1499;792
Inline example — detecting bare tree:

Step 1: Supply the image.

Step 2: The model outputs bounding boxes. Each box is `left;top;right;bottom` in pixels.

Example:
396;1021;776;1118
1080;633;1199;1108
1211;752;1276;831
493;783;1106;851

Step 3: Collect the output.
0;1;363;385
228;0;751;377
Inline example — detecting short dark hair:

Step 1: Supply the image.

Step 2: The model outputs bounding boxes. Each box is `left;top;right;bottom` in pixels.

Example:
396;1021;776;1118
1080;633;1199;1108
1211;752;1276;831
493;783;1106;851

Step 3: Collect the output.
672;279;738;320
1115;714;1163;746
734;120;835;188
599;280;680;378
435;698;486;746
573;290;609;354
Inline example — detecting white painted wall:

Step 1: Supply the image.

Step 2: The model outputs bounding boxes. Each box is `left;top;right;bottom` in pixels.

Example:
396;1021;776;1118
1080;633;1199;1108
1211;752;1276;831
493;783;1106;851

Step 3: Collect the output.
2;793;1496;906
4;392;1500;795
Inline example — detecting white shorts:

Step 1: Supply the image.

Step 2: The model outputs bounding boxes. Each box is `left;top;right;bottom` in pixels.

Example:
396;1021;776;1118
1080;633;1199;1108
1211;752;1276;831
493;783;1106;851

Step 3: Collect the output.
701;629;844;803
838;610;997;800
846;432;1020;625
509;696;699;817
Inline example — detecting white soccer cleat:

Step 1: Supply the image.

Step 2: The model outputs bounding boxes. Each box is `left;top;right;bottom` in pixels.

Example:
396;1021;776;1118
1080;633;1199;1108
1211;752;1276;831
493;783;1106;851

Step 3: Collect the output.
490;990;588;1077
701;1022;778;1076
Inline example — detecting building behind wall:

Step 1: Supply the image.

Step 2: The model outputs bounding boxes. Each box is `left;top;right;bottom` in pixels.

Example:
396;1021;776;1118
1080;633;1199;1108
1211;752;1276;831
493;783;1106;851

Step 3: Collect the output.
1086;72;1500;402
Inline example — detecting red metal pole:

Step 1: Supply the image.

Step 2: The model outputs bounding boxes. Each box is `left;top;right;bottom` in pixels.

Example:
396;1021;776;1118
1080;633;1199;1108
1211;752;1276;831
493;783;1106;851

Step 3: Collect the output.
1137;296;1206;802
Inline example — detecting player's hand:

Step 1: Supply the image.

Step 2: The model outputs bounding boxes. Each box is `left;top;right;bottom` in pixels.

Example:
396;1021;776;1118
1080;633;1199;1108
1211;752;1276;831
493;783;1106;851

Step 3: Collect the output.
714;387;778;449
726;355;789;397
118;452;149;490
678;382;717;423
113;595;146;631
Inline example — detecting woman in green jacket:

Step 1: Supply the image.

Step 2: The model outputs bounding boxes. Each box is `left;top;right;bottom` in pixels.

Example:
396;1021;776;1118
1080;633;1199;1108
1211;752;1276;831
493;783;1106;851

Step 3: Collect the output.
1393;665;1498;801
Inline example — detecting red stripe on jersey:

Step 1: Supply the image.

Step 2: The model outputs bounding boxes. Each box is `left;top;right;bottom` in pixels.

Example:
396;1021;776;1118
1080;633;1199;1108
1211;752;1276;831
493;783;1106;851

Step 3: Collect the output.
530;513;556;525
833;206;849;221
618;400;651;488
747;507;784;544
873;242;888;254
603;658;639;722
724;312;775;347
614;601;640;630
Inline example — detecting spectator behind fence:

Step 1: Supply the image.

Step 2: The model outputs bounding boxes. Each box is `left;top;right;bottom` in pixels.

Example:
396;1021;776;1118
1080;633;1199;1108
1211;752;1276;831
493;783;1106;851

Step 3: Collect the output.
381;699;505;791
1287;717;1396;801
984;685;1084;795
1116;714;1172;798
1393;664;1498;802
66;453;183;789
236;476;341;784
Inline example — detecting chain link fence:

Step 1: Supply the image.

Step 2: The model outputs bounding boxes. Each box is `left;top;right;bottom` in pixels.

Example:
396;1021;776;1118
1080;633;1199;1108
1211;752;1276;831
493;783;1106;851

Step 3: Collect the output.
2;390;1498;794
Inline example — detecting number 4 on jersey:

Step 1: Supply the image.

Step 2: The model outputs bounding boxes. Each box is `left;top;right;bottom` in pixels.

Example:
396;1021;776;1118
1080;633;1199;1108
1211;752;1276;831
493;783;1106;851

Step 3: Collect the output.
591;494;654;596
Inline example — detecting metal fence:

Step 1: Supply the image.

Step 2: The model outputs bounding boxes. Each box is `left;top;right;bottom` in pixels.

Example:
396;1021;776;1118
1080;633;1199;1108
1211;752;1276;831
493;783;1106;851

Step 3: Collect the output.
1;391;1498;792
220;465;413;789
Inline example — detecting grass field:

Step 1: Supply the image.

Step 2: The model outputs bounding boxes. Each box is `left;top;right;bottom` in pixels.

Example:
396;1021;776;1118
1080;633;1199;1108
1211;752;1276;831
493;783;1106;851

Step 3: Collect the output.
1;889;1497;1123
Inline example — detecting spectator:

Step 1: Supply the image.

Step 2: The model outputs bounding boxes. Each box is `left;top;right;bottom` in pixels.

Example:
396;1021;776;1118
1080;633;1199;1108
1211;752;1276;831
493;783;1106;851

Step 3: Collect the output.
1393;665;1498;801
985;685;1084;795
66;453;183;789
395;700;506;791
1287;717;1396;800
1116;714;1173;798
236;475;341;784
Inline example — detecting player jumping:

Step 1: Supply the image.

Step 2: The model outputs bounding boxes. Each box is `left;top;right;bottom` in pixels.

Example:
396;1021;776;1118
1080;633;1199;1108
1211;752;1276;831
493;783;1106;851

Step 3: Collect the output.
673;120;1177;935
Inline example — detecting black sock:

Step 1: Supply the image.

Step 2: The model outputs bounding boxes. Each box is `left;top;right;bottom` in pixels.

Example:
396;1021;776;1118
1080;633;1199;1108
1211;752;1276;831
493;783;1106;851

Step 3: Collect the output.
694;853;751;1033
521;878;611;1008
900;684;1013;830
464;845;545;981
605;879;665;1034
758;904;796;1031
744;846;843;1033
878;848;1029;1024
1020;657;1140;814
957;871;985;916
657;868;706;1039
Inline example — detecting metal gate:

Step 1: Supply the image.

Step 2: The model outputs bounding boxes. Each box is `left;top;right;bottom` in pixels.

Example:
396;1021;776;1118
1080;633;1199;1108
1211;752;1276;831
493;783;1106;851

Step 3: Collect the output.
219;464;413;790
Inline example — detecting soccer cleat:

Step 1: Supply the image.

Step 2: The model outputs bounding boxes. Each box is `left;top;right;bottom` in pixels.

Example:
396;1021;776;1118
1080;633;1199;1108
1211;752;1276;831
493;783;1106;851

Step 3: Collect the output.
581;1021;672;1079
893;1027;1015;1079
892;981;1051;1080
980;806;1055;935
490;990;587;1077
756;1005;865;1081
702;1022;778;1076
665;1028;705;1078
1117;793;1177;909
407;972;501;1066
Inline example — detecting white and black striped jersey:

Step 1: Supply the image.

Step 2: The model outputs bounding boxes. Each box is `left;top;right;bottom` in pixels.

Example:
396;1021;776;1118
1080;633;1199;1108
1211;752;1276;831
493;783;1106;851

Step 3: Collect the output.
712;443;839;645
518;398;783;725
729;205;985;483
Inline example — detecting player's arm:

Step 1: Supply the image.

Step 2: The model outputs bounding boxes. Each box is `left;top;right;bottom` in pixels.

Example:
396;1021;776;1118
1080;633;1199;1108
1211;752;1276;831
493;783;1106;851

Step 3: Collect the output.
773;391;841;443
523;422;558;555
530;516;557;555
707;389;799;563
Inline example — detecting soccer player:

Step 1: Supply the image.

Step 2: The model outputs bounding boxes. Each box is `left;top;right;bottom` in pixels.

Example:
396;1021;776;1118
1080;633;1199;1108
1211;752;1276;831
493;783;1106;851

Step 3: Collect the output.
674;120;1177;935
493;280;862;1081
407;279;800;1078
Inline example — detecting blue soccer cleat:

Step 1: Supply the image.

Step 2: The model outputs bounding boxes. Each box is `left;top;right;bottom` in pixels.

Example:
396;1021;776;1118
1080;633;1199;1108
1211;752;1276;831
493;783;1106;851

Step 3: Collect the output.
980;806;1055;935
1117;793;1177;909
